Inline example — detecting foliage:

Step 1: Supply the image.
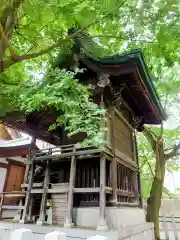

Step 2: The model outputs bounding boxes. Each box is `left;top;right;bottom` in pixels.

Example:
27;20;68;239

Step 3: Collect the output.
5;67;105;146
138;126;180;199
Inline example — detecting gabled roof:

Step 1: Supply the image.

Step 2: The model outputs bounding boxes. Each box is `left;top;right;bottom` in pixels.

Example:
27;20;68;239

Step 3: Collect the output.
79;49;167;124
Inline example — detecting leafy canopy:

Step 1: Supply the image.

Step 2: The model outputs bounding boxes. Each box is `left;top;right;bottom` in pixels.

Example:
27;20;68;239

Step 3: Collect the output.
0;0;180;145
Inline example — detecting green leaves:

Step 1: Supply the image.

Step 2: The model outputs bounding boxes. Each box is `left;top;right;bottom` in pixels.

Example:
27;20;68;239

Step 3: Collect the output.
8;67;104;146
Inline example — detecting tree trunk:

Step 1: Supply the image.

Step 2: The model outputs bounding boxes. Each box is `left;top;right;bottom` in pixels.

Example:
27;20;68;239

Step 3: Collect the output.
146;139;165;240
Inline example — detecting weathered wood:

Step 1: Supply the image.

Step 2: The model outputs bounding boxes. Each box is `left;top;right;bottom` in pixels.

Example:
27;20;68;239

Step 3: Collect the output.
116;189;135;197
114;107;133;131
19;154;36;223
37;158;50;225
27;196;33;221
73;188;100;193
110;108;117;203
105;187;113;194
0;193;4;219
21;183;43;188
133;132;143;207
35;149;101;161
97;153;108;230
64;147;76;228
115;149;137;168
3;205;24;210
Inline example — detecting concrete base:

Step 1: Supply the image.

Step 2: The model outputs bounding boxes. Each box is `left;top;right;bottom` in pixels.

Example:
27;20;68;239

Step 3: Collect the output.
73;207;146;229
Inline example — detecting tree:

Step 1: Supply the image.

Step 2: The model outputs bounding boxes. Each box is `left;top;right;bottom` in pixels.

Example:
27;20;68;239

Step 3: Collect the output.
0;1;180;238
143;126;180;240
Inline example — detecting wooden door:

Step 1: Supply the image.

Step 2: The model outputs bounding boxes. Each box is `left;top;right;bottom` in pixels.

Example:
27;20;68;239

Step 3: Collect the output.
4;164;25;205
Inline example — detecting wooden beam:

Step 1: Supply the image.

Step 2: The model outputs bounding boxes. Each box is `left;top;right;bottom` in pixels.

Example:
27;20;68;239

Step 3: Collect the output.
115;149;137;169
116;189;135;198
133;132;143;207
97;153;108;230
110;109;117;203
37;158;50;225
27;196;33;221
0;193;4;220
105;187;113;194
35;149;101;161
73;188;100;193
19;136;36;224
64;147;76;228
3;205;24;210
21;183;43;188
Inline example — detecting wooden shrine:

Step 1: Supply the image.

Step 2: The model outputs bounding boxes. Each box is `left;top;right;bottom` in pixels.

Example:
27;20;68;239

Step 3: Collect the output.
1;46;166;229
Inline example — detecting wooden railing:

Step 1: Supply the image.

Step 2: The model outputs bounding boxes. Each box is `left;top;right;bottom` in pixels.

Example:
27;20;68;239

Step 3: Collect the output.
0;191;25;219
116;162;137;203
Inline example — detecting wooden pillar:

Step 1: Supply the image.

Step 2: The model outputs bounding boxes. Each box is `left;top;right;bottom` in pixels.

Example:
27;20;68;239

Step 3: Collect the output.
97;153;108;230
27;196;33;221
64;147;76;228
133;132;143;207
110;108;117;203
36;159;50;225
19;137;36;223
0;193;5;220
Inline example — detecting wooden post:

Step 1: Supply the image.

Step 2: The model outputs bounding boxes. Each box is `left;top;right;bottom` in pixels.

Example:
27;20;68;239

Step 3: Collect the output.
13;162;30;222
110;109;117;203
36;158;50;225
64;147;76;228
27;196;33;221
133;132;143;207
97;153;108;230
19;137;36;223
0;193;4;220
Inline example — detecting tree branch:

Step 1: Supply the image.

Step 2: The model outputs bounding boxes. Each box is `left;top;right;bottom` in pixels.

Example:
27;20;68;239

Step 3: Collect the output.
90;35;155;43
143;127;156;154
165;142;180;160
3;39;66;69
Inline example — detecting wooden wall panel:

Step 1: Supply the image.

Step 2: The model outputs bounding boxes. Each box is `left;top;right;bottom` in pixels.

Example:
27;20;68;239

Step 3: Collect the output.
107;109;133;159
4;164;25;205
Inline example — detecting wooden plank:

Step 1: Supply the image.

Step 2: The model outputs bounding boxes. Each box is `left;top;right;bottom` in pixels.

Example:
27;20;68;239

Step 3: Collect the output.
37;158;50;225
115;149;137;168
97;153;107;229
0;193;4;220
28;188;69;194
20;154;35;223
0;194;25;197
73;188;100;193
105;187;113;194
2;205;24;210
21;183;43;188
35;149;101;161
114;107;133;131
116;189;135;198
64;147;76;227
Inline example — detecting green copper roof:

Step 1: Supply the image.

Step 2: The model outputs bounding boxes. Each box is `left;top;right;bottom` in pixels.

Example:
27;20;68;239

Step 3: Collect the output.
96;49;167;121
